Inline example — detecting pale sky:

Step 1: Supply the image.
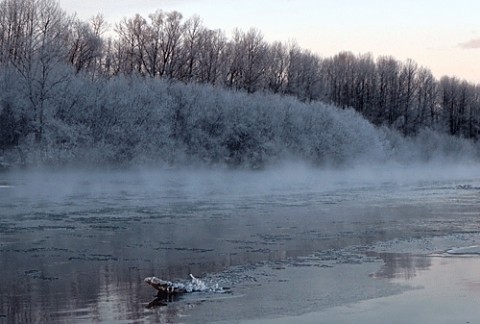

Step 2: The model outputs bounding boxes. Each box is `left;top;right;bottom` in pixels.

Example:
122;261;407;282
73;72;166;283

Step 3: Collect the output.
58;0;480;83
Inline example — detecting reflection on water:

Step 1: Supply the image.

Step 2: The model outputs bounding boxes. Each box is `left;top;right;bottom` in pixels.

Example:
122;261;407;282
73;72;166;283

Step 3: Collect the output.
311;255;480;324
1;168;480;323
369;253;432;280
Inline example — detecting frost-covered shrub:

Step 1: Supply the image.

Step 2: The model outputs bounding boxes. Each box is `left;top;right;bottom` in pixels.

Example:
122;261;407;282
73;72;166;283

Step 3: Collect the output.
302;105;387;165
1;70;479;168
413;128;479;162
380;127;480;164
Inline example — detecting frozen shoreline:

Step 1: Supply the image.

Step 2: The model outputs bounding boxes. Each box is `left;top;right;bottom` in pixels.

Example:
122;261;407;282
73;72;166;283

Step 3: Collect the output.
239;253;480;324
181;233;480;323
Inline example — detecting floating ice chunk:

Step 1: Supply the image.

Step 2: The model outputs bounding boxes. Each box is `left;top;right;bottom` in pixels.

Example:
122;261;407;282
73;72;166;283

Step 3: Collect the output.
446;246;480;255
0;182;13;188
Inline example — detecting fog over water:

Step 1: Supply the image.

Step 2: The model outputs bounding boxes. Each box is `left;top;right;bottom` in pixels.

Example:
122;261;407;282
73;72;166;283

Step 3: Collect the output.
1;162;480;322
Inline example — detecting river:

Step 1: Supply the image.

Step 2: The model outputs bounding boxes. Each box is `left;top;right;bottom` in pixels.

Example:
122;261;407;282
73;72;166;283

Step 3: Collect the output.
1;164;480;323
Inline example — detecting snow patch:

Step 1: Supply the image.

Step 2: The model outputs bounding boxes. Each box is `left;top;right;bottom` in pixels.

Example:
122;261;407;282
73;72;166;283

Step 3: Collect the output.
446;246;480;255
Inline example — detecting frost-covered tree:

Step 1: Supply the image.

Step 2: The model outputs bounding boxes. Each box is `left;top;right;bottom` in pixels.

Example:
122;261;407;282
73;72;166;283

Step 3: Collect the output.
414;67;437;129
264;41;289;94
67;18;103;75
286;44;323;101
224;28;268;93
115;14;148;76
156;10;184;78
178;15;203;81
398;59;418;135
374;56;401;126
195;28;226;85
3;0;71;144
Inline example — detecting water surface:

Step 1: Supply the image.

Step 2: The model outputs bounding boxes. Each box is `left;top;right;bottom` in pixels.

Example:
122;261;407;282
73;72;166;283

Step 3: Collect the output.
1;165;480;323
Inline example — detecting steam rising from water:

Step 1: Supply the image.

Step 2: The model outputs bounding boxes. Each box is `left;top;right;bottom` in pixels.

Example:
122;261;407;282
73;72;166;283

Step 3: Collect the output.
2;161;480;202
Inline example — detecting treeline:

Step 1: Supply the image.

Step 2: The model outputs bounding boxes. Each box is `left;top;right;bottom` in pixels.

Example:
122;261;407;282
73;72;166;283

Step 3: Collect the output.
0;0;479;167
2;70;477;168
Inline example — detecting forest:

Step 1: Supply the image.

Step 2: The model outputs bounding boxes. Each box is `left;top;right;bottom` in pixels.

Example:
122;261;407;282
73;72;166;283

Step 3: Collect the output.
0;0;479;168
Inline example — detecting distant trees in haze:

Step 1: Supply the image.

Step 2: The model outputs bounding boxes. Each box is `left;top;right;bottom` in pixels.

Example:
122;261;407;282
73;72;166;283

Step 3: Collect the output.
0;0;479;166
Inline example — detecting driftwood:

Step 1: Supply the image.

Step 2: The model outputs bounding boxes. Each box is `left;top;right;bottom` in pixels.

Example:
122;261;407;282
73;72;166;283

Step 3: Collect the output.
144;276;187;297
144;274;225;308
144;277;186;307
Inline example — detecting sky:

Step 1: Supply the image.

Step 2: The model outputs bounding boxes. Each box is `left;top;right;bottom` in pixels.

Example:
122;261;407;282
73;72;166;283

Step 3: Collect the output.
58;0;480;83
